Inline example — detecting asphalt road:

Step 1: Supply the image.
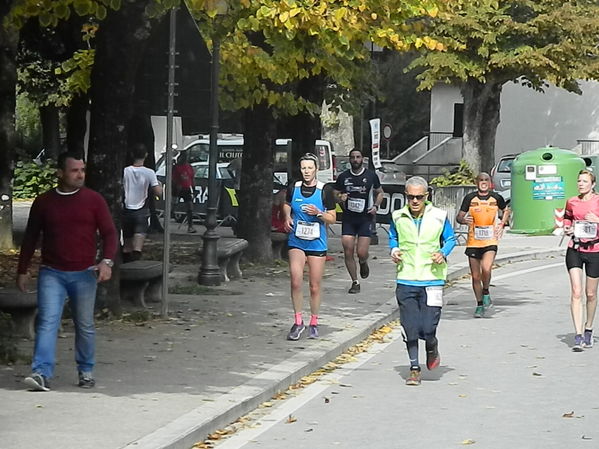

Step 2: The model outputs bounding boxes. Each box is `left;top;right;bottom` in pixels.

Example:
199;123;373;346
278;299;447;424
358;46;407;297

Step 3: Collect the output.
209;260;599;449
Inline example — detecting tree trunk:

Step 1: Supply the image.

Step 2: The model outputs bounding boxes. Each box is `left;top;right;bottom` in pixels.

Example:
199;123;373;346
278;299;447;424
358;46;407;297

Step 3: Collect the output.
39;104;61;159
237;103;276;262
0;10;18;250
66;93;89;156
86;0;155;315
278;77;323;180
461;79;503;173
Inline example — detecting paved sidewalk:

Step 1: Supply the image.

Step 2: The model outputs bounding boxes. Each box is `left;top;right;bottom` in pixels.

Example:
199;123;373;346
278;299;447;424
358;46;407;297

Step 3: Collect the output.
0;226;565;449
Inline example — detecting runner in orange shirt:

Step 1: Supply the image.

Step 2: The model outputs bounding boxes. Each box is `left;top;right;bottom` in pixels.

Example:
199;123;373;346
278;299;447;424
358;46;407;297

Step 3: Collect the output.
456;173;510;318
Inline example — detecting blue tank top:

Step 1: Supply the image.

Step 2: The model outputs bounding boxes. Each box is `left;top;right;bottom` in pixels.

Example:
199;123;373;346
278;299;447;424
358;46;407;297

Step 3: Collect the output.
288;181;327;252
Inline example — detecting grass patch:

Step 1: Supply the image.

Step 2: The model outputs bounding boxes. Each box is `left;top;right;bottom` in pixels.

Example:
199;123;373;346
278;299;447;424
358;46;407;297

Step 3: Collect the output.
0;312;29;364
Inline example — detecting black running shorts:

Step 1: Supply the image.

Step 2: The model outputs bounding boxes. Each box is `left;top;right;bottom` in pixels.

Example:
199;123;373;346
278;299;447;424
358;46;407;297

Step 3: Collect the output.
566;247;599;278
464;245;498;259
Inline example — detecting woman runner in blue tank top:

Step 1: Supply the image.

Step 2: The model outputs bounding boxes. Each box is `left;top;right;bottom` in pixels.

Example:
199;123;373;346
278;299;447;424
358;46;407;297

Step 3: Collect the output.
282;153;337;341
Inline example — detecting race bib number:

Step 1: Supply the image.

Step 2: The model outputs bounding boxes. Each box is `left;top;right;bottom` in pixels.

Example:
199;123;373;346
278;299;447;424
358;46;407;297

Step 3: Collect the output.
474;226;494;240
295;220;320;240
347;197;366;213
574;221;597;239
426;286;443;307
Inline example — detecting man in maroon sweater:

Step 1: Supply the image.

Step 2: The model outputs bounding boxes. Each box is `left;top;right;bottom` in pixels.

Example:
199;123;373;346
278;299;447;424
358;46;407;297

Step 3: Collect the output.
17;152;117;391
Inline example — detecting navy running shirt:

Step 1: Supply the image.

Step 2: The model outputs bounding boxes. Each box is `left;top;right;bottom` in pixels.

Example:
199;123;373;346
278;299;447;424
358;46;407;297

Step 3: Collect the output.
334;168;381;217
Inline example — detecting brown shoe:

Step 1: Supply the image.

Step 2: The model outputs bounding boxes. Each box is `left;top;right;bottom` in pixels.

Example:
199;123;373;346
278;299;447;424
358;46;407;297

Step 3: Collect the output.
406;369;421;386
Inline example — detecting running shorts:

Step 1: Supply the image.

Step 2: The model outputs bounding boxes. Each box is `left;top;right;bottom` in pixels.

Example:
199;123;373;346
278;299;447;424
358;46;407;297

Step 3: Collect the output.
464;245;498;259
341;215;372;237
288;246;327;257
566;247;599;278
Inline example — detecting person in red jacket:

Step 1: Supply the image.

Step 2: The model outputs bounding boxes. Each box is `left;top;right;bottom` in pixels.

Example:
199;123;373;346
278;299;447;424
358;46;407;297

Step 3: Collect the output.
16;152;117;392
172;151;197;233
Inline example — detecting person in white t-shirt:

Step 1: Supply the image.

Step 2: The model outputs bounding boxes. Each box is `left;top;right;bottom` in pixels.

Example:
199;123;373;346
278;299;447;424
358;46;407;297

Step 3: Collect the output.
122;144;162;262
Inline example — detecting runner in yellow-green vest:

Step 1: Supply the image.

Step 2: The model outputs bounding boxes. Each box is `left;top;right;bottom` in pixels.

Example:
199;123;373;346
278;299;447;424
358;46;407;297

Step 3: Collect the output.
389;176;456;386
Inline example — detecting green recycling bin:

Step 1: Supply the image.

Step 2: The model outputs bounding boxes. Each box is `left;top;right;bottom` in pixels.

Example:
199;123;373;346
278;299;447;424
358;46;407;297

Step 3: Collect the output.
510;147;585;234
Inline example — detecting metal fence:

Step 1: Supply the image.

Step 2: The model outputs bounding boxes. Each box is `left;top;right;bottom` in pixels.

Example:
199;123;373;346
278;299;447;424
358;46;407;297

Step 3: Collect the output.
392;163;460;181
427;131;454;151
578;139;599;155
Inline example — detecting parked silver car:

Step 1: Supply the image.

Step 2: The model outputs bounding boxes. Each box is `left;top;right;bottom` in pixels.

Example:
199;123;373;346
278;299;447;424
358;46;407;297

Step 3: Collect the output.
491;154;518;192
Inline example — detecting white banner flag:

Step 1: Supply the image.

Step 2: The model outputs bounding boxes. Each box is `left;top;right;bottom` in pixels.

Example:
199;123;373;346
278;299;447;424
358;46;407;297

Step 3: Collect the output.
369;118;382;168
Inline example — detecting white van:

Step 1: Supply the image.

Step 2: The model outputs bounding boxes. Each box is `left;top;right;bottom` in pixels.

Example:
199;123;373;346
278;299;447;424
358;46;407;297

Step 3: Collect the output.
274;139;335;185
156;134;335;186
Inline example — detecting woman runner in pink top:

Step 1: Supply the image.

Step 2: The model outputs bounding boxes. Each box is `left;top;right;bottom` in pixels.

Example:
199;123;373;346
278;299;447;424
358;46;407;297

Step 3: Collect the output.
563;170;599;351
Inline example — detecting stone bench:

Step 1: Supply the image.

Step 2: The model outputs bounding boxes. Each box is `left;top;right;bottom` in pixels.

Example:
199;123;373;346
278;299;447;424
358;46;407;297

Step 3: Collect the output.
0;288;38;339
271;232;288;260
197;238;248;282
120;260;163;308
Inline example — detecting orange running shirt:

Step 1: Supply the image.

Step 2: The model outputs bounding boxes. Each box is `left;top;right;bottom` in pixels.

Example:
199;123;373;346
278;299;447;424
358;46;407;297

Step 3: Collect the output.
459;191;507;248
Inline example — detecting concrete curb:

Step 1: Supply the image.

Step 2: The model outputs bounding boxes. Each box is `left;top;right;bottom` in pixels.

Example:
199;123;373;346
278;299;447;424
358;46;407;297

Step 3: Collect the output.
123;247;566;449
123;303;399;449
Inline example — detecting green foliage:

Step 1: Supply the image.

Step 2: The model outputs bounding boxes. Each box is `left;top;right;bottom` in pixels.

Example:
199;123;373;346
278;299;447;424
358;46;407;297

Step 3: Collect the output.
184;0;458;116
430;160;475;186
0;312;20;365
409;0;599;92
12;160;57;200
8;0;121;28
15;93;42;153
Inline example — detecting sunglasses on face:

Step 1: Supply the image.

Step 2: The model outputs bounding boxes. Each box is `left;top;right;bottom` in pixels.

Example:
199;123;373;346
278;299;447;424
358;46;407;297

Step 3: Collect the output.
406;194;426;201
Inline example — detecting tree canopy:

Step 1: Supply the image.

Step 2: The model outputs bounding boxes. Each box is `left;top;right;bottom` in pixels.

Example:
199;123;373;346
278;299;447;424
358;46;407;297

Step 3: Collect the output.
408;0;599;171
185;0;457;115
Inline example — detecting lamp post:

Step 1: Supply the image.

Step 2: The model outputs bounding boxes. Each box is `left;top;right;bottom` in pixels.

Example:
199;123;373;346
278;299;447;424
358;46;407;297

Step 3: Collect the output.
198;1;227;285
161;7;178;314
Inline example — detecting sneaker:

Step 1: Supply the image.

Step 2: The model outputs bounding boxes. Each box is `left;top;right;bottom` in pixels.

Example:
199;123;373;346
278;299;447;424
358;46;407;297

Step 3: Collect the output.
287;323;306;341
482;294;493;311
348;281;360;294
24;373;50;392
572;334;584;352
426;344;441;371
406;369;421;386
473;305;484;318
78;372;96;389
359;261;370;279
308;325;319;339
583;329;593;348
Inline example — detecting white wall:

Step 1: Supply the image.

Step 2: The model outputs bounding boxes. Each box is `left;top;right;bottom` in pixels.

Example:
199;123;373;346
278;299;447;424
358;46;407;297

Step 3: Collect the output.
430;83;463;133
496;81;599;156
429;80;599;159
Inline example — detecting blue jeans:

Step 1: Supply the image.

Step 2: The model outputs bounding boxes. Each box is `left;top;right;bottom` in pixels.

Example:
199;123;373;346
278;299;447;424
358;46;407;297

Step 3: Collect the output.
396;284;442;368
33;267;98;378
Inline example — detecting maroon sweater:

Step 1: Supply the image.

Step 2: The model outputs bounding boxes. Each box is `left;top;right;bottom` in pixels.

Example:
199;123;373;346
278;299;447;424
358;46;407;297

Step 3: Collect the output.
17;188;118;274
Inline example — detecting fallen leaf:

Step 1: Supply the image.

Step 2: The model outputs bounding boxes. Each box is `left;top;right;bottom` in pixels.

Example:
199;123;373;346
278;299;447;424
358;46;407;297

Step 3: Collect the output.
563;411;575;418
260;402;273;408
582;435;593;440
461;439;476;445
324;397;330;403
286;414;297;423
532;372;543;376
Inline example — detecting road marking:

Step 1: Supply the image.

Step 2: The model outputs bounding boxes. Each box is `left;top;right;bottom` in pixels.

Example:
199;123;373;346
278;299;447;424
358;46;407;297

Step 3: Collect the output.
215;261;563;448
490;261;563;281
215;329;402;449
